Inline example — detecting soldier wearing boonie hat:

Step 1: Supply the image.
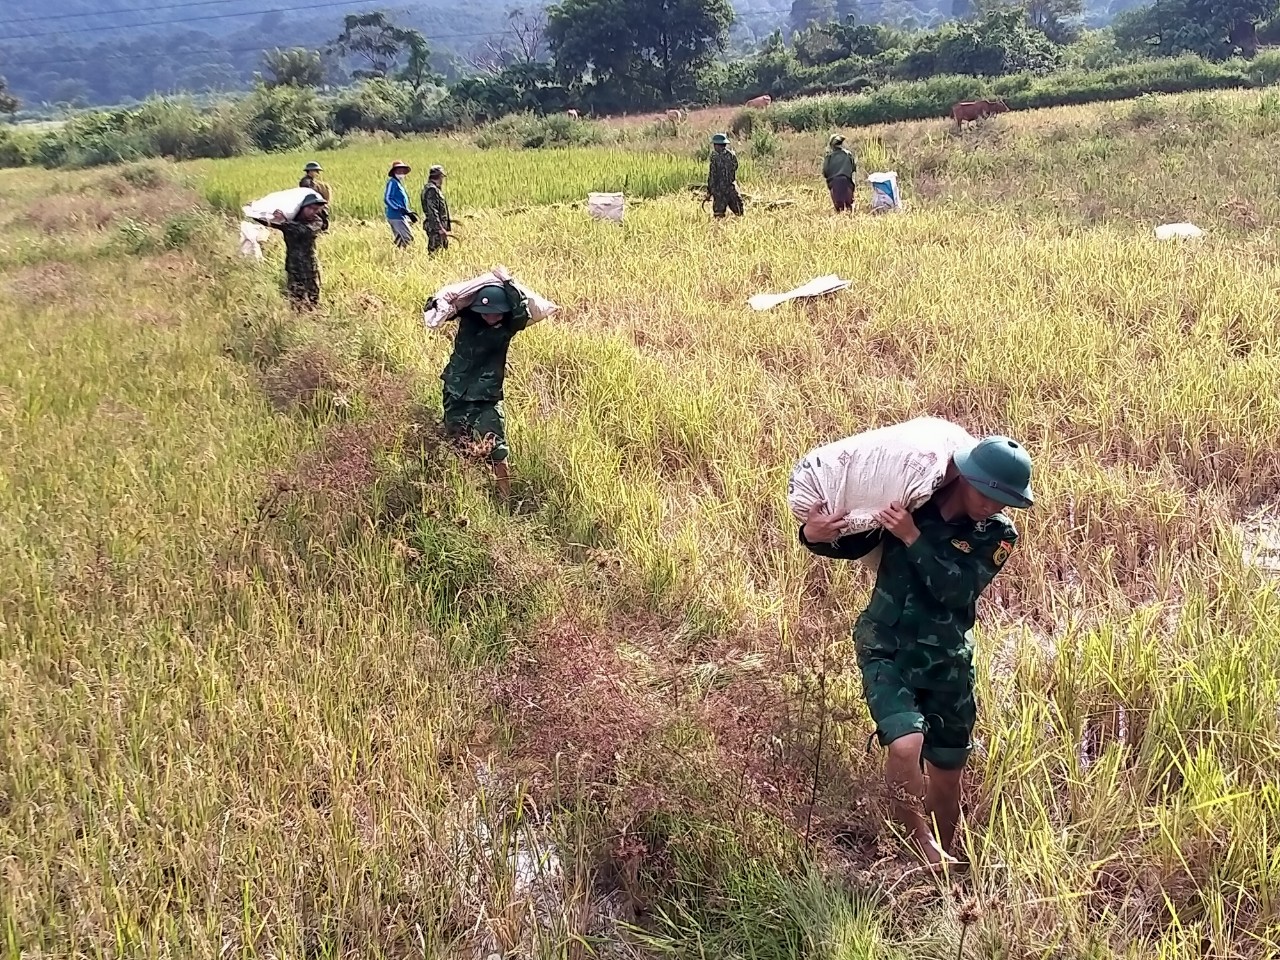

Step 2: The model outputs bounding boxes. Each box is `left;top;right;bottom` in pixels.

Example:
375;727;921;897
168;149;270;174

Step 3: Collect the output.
421;164;451;254
798;434;1034;868
440;277;532;503
705;133;743;219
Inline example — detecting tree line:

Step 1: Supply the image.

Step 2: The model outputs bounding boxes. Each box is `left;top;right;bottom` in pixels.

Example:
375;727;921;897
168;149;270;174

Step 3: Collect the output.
0;0;1276;130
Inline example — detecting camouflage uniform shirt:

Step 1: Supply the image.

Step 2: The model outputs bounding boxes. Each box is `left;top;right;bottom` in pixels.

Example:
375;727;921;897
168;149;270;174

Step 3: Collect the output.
801;499;1017;686
298;175;331;201
421;182;451;235
441;289;531;402
707;149;739;197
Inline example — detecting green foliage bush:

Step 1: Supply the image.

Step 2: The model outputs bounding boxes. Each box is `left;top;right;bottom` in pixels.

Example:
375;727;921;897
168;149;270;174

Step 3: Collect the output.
473;112;607;150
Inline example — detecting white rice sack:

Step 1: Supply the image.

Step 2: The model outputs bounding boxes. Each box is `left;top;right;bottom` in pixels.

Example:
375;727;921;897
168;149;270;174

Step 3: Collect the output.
238;220;269;260
868;172;903;214
242;187;317;223
787;416;975;532
587;192;625;223
423;268;559;329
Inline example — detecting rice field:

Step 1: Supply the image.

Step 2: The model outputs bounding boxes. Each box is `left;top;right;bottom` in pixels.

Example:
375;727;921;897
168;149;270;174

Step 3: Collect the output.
4;89;1280;959
192;138;706;220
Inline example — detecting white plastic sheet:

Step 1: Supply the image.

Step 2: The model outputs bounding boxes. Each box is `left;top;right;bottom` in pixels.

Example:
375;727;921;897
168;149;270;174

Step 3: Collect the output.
748;275;851;311
586;192;625;223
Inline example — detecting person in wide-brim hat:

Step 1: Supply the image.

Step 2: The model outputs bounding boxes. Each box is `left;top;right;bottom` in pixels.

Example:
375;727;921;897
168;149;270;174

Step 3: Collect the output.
299;160;331;201
421;164;452;255
383;160;417;248
705;133;743;219
797;432;1033;869
822;132;857;213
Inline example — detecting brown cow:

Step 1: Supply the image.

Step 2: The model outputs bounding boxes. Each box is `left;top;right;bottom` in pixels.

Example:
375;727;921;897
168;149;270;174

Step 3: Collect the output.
952;98;1009;128
745;94;773;108
666;108;685;121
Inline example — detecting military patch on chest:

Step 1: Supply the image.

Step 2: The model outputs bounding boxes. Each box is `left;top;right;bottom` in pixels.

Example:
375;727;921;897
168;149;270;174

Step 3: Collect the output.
951;539;972;554
993;541;1013;566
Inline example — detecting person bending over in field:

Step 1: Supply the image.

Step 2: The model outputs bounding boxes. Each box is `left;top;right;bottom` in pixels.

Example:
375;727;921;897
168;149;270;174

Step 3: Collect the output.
253;192;328;310
384;160;417;249
799;436;1033;867
706;133;744;219
421;164;452;254
441;271;531;504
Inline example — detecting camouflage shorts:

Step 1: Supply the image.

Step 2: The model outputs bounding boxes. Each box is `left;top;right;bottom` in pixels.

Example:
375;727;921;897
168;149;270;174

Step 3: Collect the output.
854;619;976;771
442;391;508;463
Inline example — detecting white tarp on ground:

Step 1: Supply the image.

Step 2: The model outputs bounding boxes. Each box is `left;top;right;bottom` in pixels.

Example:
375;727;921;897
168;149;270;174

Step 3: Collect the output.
586;192;625;222
748;274;851;311
1155;222;1204;240
423;267;559;329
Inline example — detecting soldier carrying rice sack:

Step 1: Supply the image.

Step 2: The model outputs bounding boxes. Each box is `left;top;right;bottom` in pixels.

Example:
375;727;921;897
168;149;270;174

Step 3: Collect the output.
796;422;1034;868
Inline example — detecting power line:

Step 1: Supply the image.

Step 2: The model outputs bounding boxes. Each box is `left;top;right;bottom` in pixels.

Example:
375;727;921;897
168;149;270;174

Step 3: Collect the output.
0;0;263;28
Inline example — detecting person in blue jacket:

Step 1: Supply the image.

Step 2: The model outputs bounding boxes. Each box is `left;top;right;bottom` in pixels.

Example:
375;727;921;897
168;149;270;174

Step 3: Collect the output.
384;160;417;248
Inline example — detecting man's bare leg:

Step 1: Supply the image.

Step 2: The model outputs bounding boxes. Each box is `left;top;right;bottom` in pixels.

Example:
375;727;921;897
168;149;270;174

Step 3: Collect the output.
886;734;951;866
492;460;512;501
925;763;965;856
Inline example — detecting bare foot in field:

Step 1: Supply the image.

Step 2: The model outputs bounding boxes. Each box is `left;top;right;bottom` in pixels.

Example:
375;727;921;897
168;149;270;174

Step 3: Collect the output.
909;830;959;872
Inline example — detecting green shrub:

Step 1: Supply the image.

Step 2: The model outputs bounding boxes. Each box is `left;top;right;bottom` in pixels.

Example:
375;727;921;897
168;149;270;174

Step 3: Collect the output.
473;112;606;150
241;84;326;152
0;127;38;168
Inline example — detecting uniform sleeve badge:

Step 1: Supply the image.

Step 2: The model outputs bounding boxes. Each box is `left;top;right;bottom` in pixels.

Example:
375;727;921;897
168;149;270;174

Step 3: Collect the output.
951;539;972;553
993;541;1013;566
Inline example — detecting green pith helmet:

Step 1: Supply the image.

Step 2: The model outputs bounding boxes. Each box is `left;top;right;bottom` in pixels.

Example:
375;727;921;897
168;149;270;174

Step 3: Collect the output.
954;436;1034;509
471;284;512;315
297;192;328;210
711;133;729;145
429;164;446;179
304;161;323;172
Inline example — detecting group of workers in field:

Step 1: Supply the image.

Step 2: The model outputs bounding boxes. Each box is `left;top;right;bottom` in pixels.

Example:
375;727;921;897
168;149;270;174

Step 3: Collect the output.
251;131;1027;873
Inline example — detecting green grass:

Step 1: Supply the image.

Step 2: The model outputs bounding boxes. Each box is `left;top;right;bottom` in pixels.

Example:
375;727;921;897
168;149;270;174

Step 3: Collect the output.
4;88;1280;959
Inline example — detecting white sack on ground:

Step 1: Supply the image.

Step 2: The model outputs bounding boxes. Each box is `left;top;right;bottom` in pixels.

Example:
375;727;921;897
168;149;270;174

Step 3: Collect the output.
748;274;851;311
787;416;976;532
1154;222;1203;240
586;192;625;222
868;172;903;214
242;187;317;223
424;267;559;329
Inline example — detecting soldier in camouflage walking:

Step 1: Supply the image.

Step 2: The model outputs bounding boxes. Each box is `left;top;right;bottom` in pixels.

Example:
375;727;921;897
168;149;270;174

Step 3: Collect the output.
799;436;1034;867
421;164;452;254
705;133;743;219
440;271;531;503
253;191;329;310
